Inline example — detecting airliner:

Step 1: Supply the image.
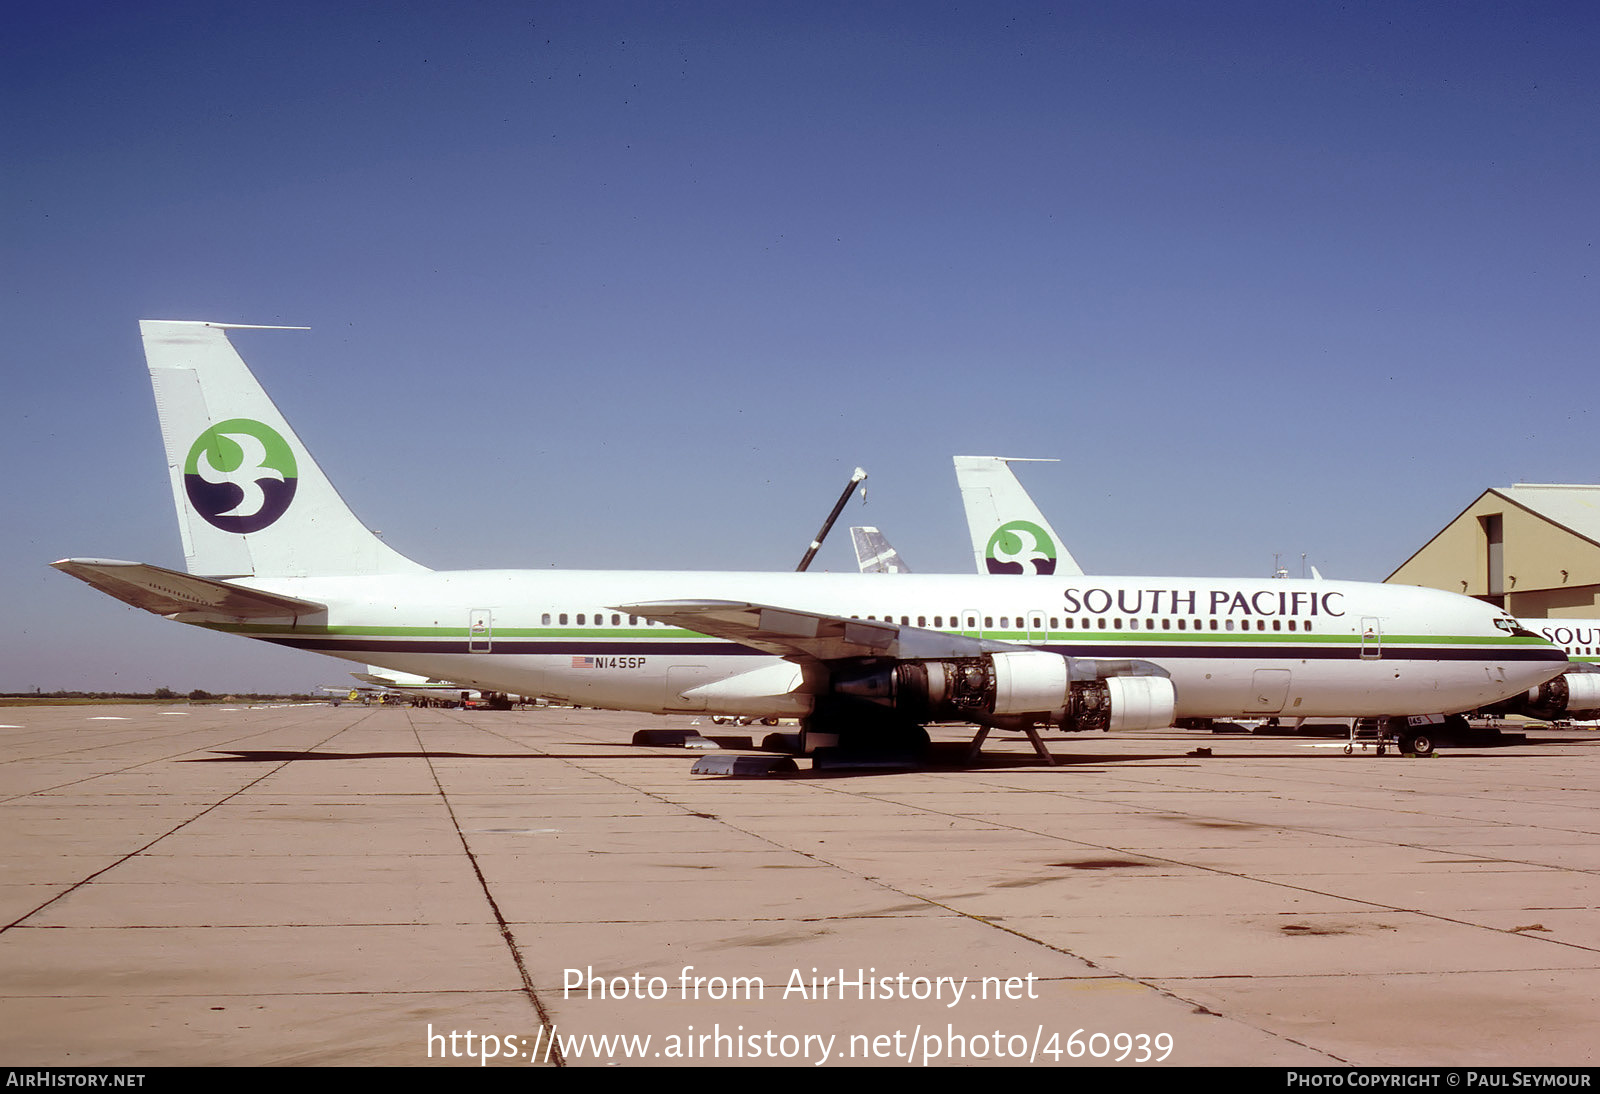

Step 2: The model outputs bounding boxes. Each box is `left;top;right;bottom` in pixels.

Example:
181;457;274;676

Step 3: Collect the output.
51;321;1568;760
953;457;1600;727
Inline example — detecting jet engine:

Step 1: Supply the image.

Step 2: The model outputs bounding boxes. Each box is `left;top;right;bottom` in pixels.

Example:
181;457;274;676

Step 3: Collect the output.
1485;670;1600;722
830;650;1176;732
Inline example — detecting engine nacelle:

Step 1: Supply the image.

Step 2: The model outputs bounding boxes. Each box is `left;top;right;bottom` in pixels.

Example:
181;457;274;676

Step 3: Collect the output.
1488;671;1600;721
1103;675;1181;731
831;651;1176;732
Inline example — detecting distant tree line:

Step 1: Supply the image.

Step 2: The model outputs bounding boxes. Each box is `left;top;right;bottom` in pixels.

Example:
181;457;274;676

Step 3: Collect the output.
2;689;318;701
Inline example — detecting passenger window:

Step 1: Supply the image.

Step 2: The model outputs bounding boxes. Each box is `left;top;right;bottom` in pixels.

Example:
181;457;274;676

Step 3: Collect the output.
559;613;568;625
542;613;551;626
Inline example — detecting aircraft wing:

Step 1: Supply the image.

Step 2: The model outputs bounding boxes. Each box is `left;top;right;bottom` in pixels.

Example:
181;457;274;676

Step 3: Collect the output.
52;559;326;621
618;599;1031;663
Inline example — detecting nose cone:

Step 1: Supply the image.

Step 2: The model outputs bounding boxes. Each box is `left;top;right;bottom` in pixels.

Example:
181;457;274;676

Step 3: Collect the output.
1492;622;1570;698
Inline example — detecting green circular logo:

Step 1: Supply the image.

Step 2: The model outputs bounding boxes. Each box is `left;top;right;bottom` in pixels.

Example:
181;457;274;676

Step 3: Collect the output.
184;418;298;533
984;520;1057;575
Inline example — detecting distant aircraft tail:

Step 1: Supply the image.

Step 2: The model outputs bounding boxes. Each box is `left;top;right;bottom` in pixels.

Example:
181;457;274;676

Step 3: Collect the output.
953;456;1084;577
141;320;429;578
850;526;912;573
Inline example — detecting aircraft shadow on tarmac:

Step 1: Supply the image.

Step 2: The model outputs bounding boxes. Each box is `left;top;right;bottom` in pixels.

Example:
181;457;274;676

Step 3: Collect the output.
184;741;1201;773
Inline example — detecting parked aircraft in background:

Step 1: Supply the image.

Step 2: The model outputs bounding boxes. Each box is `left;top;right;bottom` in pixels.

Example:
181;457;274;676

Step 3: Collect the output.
352;666;485;708
850;526;911;574
955;459;1600;726
51;321;1568;762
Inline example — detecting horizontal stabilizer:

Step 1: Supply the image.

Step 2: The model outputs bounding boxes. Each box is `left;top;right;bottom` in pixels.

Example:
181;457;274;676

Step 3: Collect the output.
51;559;325;621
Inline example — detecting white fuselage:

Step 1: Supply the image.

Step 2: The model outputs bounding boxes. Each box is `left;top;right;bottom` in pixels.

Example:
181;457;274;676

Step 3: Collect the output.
1522;619;1600;666
205;570;1567;722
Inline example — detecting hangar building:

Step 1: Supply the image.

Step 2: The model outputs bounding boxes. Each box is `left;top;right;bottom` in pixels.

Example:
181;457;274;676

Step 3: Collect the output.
1386;484;1600;618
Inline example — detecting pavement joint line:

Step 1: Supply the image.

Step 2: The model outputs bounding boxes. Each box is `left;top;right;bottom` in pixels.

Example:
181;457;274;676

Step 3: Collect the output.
0;715;374;934
814;779;1600;958
482;730;1353;1065
784;797;1351;1063
407;709;565;1067
0;709;360;805
5;707;1597;1064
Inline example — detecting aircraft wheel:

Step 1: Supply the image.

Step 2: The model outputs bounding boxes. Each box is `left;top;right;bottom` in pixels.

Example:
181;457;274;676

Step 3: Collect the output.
1406;733;1435;757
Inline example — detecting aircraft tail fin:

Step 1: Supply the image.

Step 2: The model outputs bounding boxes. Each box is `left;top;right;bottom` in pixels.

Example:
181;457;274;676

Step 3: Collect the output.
850;526;912;573
953;456;1084;577
141;320;429;578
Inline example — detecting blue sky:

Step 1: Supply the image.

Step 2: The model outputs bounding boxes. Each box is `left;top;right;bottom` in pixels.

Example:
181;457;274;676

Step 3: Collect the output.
5;2;1597;692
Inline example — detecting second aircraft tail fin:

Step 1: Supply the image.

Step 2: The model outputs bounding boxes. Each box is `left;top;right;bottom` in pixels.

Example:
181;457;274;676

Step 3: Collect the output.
953;456;1084;577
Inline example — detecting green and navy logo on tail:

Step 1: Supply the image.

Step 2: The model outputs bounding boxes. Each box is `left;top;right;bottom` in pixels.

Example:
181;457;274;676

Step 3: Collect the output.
985;520;1057;575
185;419;298;533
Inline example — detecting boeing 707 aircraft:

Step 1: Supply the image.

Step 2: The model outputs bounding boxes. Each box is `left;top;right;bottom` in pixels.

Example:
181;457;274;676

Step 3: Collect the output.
953;457;1600;729
51;322;1569;760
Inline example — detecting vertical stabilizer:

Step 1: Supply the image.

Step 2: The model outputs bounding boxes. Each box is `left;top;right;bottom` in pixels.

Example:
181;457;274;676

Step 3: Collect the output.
953;456;1083;577
142;320;429;578
850;526;912;573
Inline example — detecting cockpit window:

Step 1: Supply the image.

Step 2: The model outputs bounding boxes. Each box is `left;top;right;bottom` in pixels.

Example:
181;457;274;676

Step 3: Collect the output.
1494;616;1542;640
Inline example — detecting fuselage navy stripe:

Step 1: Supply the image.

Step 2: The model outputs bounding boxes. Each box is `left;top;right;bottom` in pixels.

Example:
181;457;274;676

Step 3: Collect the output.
249;635;1566;663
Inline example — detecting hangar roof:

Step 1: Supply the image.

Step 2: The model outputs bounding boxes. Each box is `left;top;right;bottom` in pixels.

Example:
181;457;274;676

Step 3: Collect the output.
1386;483;1600;595
1494;484;1600;546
